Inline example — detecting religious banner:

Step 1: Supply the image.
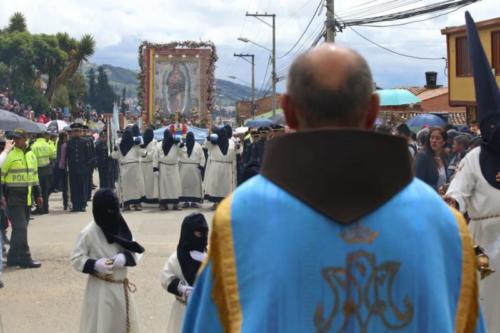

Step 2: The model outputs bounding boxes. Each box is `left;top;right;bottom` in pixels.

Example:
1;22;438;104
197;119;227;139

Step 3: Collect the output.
138;41;217;127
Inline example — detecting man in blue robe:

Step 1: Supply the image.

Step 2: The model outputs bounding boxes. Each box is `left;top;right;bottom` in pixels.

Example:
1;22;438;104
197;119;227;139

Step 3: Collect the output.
183;44;485;333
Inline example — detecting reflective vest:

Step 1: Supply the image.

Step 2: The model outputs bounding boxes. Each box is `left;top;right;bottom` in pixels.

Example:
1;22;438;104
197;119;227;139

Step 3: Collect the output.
31;138;55;168
1;147;39;205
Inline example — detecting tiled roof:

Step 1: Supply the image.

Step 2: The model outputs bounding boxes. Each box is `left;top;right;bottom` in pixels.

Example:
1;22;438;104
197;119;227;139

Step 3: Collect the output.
399;87;449;101
378;110;467;126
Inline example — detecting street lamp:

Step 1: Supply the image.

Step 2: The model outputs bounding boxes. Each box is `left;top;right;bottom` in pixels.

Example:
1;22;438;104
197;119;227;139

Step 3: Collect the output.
238;33;276;117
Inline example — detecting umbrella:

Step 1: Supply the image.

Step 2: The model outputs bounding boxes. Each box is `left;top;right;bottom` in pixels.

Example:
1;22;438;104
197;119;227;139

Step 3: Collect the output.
406;114;447;131
234;126;249;135
377;89;421;106
269;113;286;125
0;109;43;133
245;118;273;128
46;120;69;133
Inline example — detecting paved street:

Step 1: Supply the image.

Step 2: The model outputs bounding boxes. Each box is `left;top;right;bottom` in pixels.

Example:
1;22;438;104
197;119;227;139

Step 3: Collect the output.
0;188;214;333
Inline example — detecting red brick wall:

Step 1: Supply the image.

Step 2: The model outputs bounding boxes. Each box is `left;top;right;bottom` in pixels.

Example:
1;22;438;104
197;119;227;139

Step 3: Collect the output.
421;94;465;112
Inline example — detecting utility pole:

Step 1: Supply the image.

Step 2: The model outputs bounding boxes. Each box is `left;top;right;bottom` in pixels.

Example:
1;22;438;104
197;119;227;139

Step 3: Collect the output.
234;53;256;117
246;12;277;117
326;0;335;42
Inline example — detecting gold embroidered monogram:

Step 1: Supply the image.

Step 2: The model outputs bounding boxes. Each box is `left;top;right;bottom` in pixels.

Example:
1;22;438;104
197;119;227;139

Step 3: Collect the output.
340;222;379;244
315;251;414;333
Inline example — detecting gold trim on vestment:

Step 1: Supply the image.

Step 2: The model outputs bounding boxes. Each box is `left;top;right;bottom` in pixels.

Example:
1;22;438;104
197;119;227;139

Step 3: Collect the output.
452;208;479;333
210;195;243;333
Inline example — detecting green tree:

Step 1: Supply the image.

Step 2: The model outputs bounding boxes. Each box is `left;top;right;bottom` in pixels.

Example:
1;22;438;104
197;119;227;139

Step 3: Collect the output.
7;12;27;33
46;34;95;101
95;66;115;113
52;85;70;109
120;87;128;113
84;67;97;107
67;73;86;112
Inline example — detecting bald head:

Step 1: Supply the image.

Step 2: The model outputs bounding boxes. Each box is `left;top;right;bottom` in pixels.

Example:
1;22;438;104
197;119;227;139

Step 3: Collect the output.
284;44;378;130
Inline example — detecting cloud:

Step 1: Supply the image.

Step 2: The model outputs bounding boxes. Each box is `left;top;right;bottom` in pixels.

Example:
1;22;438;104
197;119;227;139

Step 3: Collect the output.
0;0;497;90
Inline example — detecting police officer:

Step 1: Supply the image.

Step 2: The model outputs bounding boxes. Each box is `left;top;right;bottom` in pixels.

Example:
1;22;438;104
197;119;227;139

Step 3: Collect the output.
95;130;114;189
83;126;96;201
30;131;56;214
66;123;91;212
1;129;42;268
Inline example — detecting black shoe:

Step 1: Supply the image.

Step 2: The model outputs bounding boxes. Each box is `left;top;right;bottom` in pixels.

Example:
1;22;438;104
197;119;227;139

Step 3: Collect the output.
190;203;200;208
31;209;43;215
79;208;86;212
182;202;190;209
19;260;42;269
0;280;4;288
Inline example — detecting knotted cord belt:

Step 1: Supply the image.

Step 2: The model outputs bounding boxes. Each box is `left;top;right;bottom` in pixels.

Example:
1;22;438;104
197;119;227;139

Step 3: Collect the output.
471;214;500;221
92;274;137;333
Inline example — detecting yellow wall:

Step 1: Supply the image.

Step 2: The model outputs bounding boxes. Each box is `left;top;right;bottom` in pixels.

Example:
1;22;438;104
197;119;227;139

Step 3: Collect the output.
448;26;500;104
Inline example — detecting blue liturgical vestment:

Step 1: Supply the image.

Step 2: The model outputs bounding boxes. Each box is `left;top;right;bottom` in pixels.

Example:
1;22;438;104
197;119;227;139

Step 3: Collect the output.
183;130;485;333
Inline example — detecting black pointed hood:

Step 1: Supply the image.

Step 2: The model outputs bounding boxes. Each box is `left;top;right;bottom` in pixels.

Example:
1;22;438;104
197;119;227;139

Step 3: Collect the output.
177;213;208;286
186;131;195;157
131;124;141;137
142;128;154;148
216;127;229;155
162;129;175;156
466;11;500;189
93;189;145;254
119;128;134;156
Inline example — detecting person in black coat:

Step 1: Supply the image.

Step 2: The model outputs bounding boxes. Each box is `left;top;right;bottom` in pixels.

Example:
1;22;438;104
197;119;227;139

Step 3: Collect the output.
95;130;114;189
415;127;450;191
66;124;91;212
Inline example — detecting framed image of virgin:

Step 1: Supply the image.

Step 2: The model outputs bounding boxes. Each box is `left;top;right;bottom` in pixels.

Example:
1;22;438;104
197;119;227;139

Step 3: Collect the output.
139;41;217;127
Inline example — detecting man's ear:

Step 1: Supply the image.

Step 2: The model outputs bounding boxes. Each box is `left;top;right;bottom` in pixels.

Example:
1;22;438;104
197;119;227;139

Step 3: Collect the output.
364;93;380;129
282;94;299;130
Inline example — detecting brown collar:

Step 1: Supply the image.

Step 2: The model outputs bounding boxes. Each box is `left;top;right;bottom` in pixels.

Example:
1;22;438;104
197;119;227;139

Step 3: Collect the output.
261;129;413;224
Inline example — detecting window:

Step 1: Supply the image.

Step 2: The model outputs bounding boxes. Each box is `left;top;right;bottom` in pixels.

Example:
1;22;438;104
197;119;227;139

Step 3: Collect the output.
456;36;472;77
493;31;500;76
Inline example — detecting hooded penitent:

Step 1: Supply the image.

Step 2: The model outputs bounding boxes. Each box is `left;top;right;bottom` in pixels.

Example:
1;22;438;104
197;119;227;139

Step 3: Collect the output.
162;129;175;156
119;127;134;156
142;128;154;148
177;213;208;286
186;132;195;158
92;188;145;254
131;124;141;137
216;127;229;156
224;124;233;139
466;11;500;189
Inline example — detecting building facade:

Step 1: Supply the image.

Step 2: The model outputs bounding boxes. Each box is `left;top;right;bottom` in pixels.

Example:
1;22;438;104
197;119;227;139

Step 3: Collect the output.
441;17;500;122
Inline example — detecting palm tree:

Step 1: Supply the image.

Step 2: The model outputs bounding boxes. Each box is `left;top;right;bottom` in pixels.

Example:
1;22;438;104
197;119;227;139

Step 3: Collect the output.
7;12;27;33
47;34;95;101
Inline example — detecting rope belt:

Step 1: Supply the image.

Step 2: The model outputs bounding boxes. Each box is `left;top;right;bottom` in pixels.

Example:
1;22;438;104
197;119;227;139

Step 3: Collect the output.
471;215;500;221
159;162;177;166
211;160;233;164
120;161;139;166
92;274;137;333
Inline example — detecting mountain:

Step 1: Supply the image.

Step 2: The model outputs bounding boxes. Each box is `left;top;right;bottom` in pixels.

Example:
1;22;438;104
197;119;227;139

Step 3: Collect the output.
79;62;256;104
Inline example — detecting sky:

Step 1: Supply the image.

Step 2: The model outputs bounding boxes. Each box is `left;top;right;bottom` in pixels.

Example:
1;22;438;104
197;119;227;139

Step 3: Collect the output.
0;0;498;93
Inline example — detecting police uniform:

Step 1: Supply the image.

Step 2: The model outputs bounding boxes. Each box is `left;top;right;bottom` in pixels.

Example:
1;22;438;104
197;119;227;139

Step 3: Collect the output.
1;129;42;268
30;135;56;214
95;135;114;189
66;124;91;212
83;129;96;201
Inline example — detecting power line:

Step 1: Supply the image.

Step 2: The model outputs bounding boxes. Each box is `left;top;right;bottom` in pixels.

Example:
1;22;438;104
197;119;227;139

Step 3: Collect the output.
354;4;468;27
348;26;446;60
278;0;323;59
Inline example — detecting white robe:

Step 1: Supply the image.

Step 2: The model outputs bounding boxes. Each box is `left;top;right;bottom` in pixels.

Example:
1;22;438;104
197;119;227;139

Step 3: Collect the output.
154;145;182;203
112;146;145;204
161;252;188;333
446;147;500;333
141;140;159;202
179;143;206;203
71;222;140;333
203;140;237;202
